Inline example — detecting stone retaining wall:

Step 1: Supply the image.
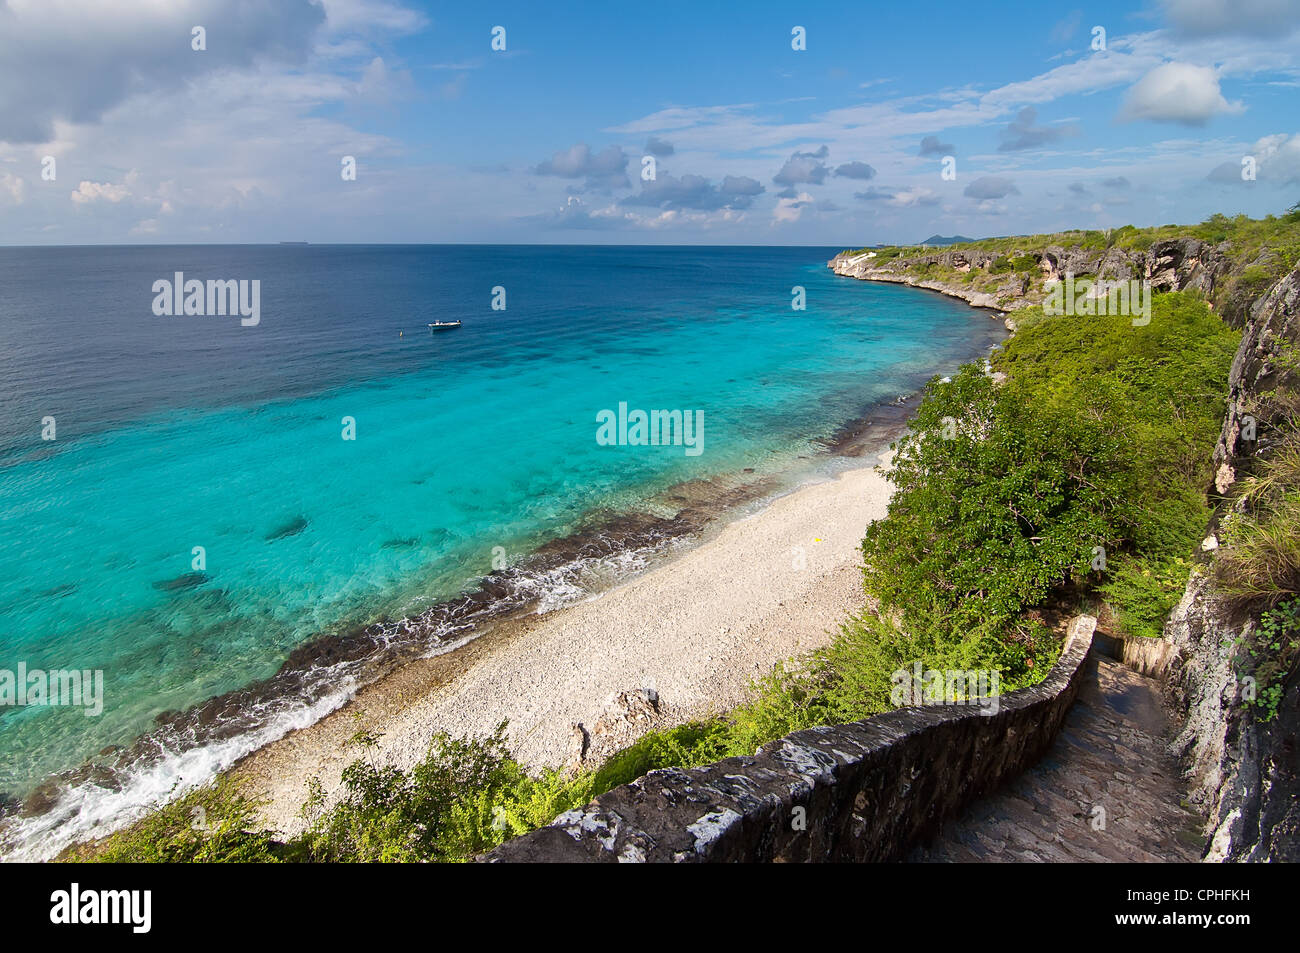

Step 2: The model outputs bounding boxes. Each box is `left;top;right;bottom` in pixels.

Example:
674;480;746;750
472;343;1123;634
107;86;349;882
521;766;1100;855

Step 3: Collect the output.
1093;629;1178;680
484;615;1096;863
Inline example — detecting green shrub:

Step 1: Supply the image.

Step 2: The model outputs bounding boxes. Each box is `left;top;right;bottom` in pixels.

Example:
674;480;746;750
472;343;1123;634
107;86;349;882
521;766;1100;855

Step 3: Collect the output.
1238;599;1300;721
864;292;1236;656
74;778;280;863
292;722;600;863
1099;556;1192;639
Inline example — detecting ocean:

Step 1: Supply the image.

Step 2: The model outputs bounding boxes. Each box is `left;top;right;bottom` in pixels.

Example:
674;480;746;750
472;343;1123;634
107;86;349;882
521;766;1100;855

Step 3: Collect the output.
0;244;1004;858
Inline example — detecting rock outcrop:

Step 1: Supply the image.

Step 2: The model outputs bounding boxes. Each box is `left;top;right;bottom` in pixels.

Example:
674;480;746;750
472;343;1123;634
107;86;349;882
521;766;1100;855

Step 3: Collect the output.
829;237;1235;313
1213;265;1300;493
1165;266;1300;862
568;688;664;770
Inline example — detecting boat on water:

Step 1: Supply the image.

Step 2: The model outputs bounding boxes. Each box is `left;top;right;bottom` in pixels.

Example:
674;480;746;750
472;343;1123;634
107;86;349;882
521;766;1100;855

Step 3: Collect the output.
428;320;462;331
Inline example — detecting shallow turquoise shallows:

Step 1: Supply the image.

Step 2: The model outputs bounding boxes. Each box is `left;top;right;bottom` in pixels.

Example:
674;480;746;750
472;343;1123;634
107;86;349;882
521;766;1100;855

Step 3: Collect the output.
0;244;1003;854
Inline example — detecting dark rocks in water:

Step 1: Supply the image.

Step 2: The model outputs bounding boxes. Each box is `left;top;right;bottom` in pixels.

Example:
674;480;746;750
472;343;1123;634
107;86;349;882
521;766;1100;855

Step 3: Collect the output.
21;762;123;818
152;572;210;592
21;780;62;817
40;583;78;598
0;791;19;818
381;537;418;549
266;516;309;541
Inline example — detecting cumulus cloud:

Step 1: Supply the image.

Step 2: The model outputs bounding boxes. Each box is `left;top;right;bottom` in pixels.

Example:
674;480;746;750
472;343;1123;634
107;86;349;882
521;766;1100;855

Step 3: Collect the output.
622;172;764;211
70;179;132;204
535;143;630;189
1209;132;1300;184
919;135;955;157
1102;176;1131;188
0;171;25;204
1237;131;1300;180
1120;62;1244;125
1160;0;1300;37
644;137;674;157
833;160;876;180
1248;132;1300;182
1069;181;1090;195
963;176;1020;200
0;0;327;143
773;190;814;223
529;195;635;230
998;106;1077;151
773;145;830;186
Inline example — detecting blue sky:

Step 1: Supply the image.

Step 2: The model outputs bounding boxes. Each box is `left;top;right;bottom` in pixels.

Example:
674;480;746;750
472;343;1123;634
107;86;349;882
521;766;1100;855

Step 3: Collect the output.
1;0;1298;245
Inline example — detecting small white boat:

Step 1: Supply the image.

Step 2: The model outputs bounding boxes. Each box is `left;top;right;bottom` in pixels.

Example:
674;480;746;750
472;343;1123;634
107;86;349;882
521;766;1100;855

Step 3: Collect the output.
428;320;462;331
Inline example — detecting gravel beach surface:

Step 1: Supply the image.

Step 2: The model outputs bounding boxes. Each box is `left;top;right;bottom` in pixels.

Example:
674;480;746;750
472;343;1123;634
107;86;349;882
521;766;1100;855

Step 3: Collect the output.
236;453;895;835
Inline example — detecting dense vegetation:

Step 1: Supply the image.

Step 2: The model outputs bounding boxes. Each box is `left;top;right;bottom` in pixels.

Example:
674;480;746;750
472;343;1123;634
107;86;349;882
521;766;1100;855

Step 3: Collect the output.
80;213;1283;864
846;206;1300;316
851;205;1300;278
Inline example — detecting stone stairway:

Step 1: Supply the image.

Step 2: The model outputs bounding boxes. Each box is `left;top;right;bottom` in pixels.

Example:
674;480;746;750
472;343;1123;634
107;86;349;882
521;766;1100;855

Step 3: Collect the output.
909;651;1204;862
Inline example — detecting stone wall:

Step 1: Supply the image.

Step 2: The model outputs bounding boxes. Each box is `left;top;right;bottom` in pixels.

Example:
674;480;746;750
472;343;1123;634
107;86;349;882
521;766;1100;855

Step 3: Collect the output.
1093;629;1178;680
484;616;1095;863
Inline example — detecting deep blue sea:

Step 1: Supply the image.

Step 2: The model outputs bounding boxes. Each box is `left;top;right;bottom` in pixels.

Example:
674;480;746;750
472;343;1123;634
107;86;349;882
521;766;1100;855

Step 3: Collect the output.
0;244;1003;857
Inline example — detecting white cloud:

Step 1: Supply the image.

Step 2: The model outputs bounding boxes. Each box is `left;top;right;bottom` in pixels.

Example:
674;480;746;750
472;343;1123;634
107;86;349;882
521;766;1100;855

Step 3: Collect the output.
772;191;814;224
886;186;940;208
70;179;131;204
0;171;25;204
1120;62;1244;124
1248;132;1300;182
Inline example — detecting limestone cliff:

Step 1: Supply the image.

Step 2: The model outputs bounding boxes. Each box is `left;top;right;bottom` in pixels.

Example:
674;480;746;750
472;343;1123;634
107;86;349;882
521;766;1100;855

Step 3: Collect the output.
829;237;1234;314
1165;266;1300;862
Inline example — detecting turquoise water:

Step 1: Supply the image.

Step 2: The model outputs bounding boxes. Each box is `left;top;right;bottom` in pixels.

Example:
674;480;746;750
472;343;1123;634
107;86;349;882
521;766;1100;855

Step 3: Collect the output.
0;245;1003;855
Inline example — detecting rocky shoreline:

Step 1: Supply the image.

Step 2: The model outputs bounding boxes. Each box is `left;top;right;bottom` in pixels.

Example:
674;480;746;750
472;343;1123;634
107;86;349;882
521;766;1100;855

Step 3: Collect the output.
829;250;1022;314
828;236;1240;325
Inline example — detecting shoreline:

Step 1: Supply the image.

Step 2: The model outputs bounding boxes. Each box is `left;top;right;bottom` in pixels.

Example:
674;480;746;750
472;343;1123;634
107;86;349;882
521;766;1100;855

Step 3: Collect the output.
2;385;923;860
234;445;897;835
828;251;1020;320
5;276;1000;858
